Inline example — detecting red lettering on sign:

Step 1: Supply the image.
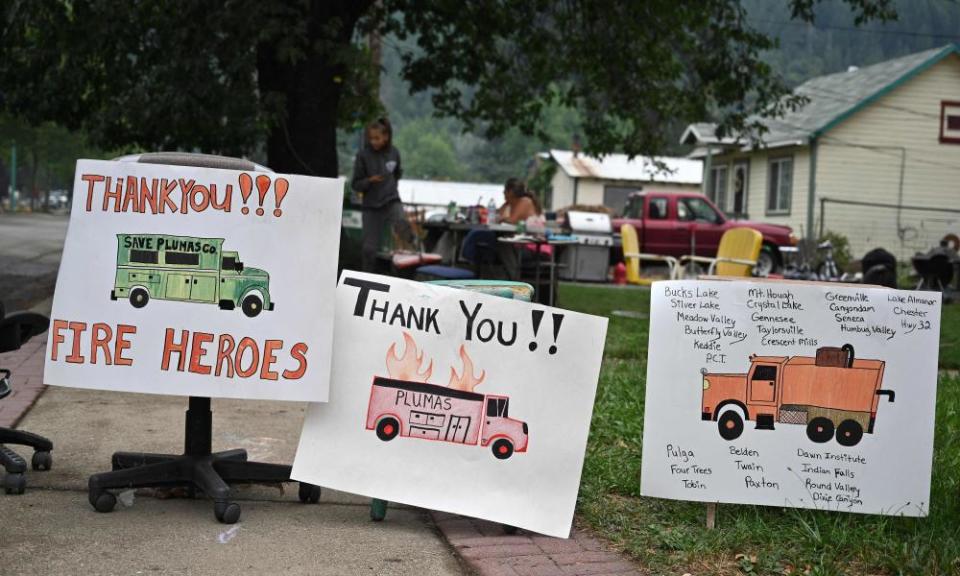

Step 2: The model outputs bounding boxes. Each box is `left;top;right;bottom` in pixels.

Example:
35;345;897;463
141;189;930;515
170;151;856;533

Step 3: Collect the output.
161;328;189;372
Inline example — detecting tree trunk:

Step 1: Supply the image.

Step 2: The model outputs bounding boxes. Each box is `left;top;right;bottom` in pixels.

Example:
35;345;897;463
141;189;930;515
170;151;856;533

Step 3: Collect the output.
256;1;371;177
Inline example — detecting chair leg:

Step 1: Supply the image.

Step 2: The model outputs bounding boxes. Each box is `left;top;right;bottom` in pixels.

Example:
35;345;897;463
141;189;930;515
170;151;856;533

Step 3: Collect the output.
212;448;248;461
213;458;291;484
0;427;53;452
90;459;186;492
112;451;178;471
1;446;27;494
0;445;27;475
193;459;241;524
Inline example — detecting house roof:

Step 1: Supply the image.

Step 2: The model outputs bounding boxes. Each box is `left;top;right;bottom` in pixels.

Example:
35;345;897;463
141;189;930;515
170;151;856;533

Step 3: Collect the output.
398;178;502;207
681;43;960;151
549;149;703;185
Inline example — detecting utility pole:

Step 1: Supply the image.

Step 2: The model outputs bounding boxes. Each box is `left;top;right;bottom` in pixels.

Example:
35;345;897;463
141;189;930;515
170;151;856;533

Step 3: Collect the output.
9;141;17;212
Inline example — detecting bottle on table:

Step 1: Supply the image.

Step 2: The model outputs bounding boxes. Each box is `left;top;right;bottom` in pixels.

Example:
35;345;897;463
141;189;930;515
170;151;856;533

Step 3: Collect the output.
487;198;498;225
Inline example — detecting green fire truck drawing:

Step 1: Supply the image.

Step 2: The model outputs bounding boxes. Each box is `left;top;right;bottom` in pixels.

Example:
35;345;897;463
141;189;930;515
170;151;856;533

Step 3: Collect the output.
110;234;275;317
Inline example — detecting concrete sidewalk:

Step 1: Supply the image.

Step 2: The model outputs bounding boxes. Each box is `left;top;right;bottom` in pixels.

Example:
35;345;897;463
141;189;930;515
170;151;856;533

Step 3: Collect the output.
0;352;466;575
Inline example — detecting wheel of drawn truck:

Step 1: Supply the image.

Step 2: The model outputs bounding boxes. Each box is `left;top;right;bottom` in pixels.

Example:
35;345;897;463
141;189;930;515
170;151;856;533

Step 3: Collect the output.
376;417;400;441
717;410;744;441
806;417;835;443
241;293;263;318
836;419;864;447
492;439;514;460
129;287;149;309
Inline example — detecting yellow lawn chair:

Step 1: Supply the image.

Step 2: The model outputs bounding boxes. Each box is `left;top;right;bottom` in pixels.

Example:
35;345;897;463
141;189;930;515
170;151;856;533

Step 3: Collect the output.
678;227;762;278
621;223;678;284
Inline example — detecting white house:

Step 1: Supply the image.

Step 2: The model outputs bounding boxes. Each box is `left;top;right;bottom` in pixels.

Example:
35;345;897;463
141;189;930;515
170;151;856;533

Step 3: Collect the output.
545;149;702;213
681;43;960;260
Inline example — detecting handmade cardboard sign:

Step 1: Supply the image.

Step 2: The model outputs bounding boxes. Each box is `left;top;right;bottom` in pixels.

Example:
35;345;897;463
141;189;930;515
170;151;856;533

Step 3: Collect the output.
292;272;608;537
641;279;942;516
43;159;343;401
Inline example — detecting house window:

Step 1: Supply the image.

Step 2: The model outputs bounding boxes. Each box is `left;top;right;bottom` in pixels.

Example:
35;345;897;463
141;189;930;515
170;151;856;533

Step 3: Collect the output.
767;157;793;215
940;101;960;144
707;165;728;212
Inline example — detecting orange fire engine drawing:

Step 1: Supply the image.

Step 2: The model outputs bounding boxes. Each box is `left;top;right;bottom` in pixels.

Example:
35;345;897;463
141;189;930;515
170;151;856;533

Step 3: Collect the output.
701;344;895;447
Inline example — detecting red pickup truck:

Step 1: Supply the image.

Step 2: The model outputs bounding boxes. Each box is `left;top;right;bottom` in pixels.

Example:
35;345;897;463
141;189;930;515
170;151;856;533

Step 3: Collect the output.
611;192;796;275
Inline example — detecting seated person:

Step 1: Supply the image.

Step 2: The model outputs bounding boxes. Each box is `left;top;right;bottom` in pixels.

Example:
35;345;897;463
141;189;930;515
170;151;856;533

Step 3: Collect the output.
495;178;550;280
497;178;540;224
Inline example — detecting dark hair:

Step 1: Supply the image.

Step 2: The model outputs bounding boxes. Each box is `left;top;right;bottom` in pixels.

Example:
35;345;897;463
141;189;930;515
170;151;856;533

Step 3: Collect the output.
504;177;541;214
366;117;393;147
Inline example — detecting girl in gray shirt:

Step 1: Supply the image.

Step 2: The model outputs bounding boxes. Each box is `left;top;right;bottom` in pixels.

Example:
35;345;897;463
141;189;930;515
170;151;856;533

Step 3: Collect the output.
351;118;414;272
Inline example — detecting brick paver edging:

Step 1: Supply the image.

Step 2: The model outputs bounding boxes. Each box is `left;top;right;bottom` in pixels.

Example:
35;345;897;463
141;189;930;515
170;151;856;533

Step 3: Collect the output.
432;512;642;576
0;338;48;427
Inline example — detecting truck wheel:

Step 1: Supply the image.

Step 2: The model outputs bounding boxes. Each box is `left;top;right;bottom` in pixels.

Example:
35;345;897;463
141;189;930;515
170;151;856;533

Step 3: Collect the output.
717;411;744;441
836;419;863;447
241;294;263;318
376;417;400;441
129;288;149;309
806;417;834;443
492;439;514;460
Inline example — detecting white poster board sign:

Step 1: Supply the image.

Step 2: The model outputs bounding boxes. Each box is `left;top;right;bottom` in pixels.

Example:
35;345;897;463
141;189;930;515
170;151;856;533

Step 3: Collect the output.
641;279;942;516
292;272;608;537
44;159;342;401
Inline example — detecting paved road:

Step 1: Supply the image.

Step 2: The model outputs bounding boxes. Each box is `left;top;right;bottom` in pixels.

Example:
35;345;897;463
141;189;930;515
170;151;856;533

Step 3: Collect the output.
0;212;69;311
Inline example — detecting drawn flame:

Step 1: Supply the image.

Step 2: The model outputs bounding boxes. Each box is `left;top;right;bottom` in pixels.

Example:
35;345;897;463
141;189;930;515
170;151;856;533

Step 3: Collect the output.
448;345;486;392
386;331;433;382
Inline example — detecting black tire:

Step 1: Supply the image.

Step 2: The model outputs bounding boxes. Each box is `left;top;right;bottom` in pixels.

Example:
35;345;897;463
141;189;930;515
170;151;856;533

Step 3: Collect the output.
129;288;149;309
756;246;778;276
241;294;263;318
717;410;744;441
836;419;864;447
376;417;400;441
91;491;117;513
806;417;835;443
3;473;26;495
215;501;241;524
31;451;52;471
298;482;321;504
492;438;514;460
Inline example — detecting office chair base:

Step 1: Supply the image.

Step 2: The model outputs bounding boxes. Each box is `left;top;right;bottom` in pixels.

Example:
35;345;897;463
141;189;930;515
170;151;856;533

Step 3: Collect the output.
0;427;54;494
87;396;320;524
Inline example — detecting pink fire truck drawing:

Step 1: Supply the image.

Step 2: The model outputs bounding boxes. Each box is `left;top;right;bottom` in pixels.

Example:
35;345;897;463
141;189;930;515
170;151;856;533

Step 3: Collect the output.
366;377;529;459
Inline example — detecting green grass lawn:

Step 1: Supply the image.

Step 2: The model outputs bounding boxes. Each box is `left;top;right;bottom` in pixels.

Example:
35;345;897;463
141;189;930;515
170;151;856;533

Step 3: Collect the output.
558;283;960;576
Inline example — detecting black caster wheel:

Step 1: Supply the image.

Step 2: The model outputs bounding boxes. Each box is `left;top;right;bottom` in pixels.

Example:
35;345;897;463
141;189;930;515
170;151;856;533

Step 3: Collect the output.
31;451;52;471
502;524;518;535
298;482;321;504
215;501;241;524
90;490;117;513
3;473;26;495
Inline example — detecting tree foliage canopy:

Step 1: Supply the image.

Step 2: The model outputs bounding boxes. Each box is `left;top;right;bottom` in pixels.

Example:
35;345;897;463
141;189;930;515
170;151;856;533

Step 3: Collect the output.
0;0;895;176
